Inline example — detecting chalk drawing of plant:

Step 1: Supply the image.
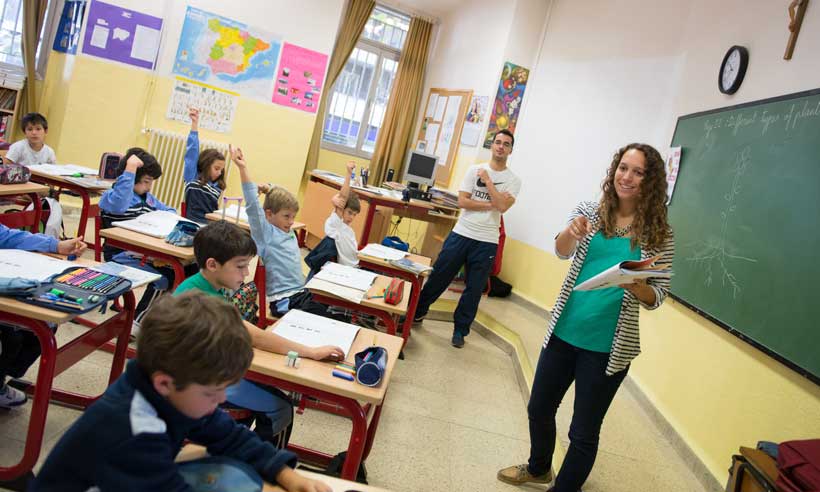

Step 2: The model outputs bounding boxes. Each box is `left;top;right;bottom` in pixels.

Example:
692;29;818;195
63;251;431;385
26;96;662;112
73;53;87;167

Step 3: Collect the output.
685;146;758;298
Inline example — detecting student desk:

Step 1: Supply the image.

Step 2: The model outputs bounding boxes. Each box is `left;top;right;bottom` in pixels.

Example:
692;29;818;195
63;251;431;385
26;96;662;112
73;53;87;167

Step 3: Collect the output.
246;327;403;481
0;182;49;232
357;252;431;347
177;445;391;491
303;171;459;258
309;275;410;339
98;226;195;289
28;168;109;244
204;212;307;247
0;256;136;485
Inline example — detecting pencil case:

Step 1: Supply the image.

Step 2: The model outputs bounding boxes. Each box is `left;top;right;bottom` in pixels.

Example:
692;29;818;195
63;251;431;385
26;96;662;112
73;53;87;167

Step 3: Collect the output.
355;346;388;387
165;220;200;247
384;277;404;305
16;266;132;314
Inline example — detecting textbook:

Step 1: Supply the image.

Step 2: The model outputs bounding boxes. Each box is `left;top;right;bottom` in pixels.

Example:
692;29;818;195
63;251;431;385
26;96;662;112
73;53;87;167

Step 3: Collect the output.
388;257;433;275
573;255;672;291
112;210;196;238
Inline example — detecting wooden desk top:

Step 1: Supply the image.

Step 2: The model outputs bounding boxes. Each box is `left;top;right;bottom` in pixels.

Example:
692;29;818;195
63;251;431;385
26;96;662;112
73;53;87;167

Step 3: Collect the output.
309;274;410;316
177;445;391;491
100;227;196;260
310;171;459;214
0;182;50;196
28;168;110;191
251;326;403;405
357;252;432;277
0;255;119;324
204;212;305;233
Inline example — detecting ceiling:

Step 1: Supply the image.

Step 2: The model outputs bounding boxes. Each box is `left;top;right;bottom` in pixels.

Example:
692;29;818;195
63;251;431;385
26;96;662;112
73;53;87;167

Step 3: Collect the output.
383;0;467;19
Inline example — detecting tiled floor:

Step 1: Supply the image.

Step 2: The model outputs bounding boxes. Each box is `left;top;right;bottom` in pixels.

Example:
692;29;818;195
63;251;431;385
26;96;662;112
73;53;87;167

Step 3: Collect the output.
0;206;711;491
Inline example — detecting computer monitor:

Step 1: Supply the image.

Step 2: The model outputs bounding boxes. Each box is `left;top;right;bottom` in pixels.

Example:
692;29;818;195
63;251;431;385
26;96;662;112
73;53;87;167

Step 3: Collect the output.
403;150;438;187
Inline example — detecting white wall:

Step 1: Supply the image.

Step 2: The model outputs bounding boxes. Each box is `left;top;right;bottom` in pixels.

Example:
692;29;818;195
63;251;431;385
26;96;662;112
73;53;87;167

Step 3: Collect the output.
420;0;550;190
505;0;820;250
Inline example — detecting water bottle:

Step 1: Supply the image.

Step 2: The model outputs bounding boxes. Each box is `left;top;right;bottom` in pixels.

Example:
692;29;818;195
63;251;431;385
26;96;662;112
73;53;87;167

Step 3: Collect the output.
386;168;395;182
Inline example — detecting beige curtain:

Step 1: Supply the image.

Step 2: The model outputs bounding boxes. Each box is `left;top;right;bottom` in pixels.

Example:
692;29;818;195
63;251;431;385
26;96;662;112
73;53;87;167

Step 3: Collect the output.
20;0;49;116
303;0;375;174
369;17;433;186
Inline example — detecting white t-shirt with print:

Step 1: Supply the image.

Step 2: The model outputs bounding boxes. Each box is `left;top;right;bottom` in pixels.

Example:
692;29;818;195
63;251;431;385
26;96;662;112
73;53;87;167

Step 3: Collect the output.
6;139;57;166
452;163;521;244
324;210;359;267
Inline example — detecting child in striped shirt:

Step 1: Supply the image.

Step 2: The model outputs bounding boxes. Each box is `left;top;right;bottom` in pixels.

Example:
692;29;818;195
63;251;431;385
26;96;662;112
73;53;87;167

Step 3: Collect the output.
182;108;225;224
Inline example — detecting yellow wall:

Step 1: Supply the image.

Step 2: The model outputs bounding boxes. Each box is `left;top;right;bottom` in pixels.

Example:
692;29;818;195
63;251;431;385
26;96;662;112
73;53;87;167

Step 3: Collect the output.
500;237;820;482
38;55;318;199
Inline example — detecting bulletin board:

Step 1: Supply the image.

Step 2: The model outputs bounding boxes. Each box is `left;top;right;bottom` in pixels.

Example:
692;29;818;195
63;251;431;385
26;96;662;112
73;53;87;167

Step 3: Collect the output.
414;88;472;187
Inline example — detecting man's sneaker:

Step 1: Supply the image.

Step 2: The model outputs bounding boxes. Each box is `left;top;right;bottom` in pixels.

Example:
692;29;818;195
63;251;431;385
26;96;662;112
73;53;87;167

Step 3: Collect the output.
496;464;553;485
129;320;141;342
451;332;465;348
412;314;425;324
0;384;27;409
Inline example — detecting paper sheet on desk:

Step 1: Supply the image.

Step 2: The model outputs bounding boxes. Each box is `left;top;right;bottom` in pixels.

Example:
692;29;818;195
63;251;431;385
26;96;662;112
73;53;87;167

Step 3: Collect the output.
360;243;408;261
314;262;378;291
28;164;99;176
272;309;360;357
305;277;366;304
220;203;249;223
0;250;75;281
63;177;112;189
113;210;194;238
91;262;161;289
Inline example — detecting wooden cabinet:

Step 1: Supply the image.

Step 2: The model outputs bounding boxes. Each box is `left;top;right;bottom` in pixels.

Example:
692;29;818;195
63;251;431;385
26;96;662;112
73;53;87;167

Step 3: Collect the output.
0;86;22;142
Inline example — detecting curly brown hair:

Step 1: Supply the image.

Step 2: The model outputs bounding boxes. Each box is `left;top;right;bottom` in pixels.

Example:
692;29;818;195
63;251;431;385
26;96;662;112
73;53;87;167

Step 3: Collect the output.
599;143;670;250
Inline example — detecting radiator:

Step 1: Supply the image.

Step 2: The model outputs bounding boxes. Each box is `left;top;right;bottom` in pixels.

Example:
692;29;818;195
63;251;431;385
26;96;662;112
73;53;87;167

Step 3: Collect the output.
143;128;232;210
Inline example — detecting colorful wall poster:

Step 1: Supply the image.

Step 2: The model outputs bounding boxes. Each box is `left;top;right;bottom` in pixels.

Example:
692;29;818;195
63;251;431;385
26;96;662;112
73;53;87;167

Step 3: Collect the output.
461;95;488;147
173;6;281;101
53;0;87;55
272;43;328;113
166;77;238;133
81;1;163;70
483;62;529;148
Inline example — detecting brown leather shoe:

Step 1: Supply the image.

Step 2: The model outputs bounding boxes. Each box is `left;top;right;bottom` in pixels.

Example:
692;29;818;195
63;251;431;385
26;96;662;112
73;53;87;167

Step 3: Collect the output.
497;464;553;485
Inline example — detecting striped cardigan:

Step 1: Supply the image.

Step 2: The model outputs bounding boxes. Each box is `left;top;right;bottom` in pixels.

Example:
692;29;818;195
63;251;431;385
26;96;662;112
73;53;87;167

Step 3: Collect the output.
543;201;675;375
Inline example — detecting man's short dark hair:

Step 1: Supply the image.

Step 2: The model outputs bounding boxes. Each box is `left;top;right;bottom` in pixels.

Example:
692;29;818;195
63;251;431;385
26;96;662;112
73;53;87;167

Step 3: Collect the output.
494;129;515;147
21;113;48;130
193;221;257;268
118;147;162;182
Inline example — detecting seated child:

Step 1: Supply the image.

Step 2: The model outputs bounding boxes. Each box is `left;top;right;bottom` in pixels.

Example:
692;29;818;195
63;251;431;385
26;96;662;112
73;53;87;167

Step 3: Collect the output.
99;148;196;329
325;161;361;267
231;146;347;320
174;221;345;447
0;224;86;409
31;292;332;492
182;108;226;224
3;112;57;166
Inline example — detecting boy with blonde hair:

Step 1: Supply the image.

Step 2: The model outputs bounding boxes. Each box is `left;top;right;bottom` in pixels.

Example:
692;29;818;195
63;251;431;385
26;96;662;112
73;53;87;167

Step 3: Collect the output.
32;292;331;492
231;146;345;322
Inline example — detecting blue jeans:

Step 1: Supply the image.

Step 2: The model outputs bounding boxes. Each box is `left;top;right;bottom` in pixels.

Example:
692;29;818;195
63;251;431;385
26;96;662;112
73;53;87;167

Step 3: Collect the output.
527;335;628;492
415;232;497;336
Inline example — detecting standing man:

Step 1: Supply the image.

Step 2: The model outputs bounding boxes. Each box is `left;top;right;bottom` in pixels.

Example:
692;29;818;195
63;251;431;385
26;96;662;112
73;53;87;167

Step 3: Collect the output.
413;129;521;348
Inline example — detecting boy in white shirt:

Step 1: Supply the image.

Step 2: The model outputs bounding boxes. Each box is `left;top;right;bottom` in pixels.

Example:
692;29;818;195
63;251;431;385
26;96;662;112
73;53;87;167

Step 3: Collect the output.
4;113;57;166
325;161;360;266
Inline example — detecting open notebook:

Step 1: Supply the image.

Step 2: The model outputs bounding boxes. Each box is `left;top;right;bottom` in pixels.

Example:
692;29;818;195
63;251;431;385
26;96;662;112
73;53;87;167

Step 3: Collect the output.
112;210;196;238
305;262;379;304
573;255;672;291
271;309;360;357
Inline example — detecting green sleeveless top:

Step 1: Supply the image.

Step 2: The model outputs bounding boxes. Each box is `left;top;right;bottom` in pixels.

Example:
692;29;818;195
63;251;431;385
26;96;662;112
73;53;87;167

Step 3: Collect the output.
553;231;641;353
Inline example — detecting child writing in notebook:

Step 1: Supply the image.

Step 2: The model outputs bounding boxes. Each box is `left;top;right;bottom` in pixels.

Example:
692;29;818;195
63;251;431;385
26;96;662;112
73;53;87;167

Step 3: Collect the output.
99;148;195;332
32;292;332;492
182;108;226;224
325;161;361;267
0;224;85;409
231;146;345;320
174;221;343;448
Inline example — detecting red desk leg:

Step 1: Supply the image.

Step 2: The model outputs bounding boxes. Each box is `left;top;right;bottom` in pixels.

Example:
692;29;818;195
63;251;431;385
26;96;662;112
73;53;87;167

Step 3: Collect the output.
0;290;135;484
27;192;42;233
359;203;377;246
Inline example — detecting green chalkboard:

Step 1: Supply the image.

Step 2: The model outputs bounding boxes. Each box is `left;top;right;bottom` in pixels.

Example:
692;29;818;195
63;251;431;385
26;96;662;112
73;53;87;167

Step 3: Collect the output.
668;88;820;384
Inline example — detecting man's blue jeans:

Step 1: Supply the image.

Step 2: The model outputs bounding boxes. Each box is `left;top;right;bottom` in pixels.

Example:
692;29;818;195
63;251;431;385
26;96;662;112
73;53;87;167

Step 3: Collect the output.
415;232;497;336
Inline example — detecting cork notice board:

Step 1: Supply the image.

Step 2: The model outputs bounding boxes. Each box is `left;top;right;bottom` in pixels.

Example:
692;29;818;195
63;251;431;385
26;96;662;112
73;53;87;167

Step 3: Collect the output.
415;88;472;187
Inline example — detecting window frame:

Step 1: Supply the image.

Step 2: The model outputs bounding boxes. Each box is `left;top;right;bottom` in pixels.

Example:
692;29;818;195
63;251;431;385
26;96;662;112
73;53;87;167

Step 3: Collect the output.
0;0;59;80
321;6;408;159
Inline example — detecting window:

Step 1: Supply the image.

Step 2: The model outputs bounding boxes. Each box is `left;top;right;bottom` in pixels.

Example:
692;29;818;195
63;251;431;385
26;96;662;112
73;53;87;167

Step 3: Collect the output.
322;6;409;157
0;0;57;78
